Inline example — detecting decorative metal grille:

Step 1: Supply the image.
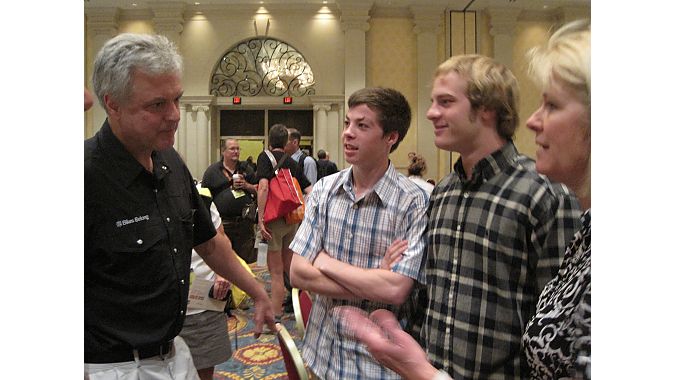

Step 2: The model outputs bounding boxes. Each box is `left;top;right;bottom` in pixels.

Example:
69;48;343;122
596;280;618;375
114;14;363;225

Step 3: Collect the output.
210;37;316;97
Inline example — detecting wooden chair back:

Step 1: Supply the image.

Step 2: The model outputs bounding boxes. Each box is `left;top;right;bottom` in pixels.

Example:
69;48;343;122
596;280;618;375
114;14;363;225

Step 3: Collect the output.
276;323;309;380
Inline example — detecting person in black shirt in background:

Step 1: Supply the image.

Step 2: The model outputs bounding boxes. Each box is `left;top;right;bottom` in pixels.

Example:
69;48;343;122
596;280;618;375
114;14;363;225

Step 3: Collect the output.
315;149;338;181
202;138;258;264
85;33;275;380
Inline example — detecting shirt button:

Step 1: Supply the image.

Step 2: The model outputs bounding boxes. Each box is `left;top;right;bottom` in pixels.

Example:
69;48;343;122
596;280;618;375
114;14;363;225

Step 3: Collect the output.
453;259;457;265
446;327;450;334
136;239;143;245
154;189;158;193
162;165;167;170
352;204;358;209
180;310;184;315
456;224;461;231
173;248;178;253
463;192;469;198
180;279;185;284
166;217;171;223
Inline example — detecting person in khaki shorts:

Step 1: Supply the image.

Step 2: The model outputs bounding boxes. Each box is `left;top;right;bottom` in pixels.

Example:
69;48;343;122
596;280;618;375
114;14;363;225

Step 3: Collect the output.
255;124;312;321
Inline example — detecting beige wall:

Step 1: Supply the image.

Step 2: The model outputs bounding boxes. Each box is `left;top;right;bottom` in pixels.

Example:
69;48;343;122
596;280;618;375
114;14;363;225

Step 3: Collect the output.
366;16;418;171
84;4;590;179
179;10;344;97
512;20;558;160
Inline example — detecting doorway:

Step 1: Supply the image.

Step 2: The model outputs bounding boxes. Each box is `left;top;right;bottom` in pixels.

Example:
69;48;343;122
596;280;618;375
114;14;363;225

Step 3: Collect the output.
218;109;314;162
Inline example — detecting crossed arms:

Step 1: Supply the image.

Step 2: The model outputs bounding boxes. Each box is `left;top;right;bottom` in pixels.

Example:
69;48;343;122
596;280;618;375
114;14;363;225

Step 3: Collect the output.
290;240;413;305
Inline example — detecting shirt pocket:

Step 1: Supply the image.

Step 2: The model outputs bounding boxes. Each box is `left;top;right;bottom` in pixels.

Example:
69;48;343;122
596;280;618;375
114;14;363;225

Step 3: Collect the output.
103;219;169;288
107;220;166;254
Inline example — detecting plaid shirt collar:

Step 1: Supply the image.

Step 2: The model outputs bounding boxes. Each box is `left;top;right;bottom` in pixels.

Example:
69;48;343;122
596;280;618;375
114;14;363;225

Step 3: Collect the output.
454;140;519;187
333;161;400;209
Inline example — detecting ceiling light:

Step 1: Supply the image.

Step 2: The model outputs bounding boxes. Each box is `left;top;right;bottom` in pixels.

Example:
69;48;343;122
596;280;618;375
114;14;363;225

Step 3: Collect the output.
195;2;200;4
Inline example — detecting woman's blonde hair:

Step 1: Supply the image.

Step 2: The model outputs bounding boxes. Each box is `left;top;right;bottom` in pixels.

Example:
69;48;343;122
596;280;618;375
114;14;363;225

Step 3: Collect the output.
527;19;591;108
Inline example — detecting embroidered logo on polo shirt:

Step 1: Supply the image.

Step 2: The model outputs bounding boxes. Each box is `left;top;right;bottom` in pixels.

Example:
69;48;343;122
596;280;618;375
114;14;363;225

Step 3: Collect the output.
115;214;150;227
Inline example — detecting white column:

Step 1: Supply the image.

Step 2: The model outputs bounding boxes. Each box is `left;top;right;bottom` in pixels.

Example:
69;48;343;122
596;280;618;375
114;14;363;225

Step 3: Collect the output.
313;104;331;154
194;105;211;179
149;1;185;44
329;103;344;169
85;7;119;138
487;8;520;70
176;103;187;158
183;107;197;176
411;5;443;181
337;1;373;101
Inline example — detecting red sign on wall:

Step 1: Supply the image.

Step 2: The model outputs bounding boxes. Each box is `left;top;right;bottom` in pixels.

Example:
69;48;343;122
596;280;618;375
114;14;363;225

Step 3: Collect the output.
283;96;293;104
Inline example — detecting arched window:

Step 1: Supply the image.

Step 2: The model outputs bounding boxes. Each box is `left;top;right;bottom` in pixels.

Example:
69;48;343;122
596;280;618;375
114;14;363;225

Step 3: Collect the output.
210;37;316;97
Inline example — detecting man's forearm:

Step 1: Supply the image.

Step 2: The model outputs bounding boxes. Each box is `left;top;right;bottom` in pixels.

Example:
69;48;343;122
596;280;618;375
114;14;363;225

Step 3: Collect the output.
290;255;359;300
315;252;413;305
195;234;267;300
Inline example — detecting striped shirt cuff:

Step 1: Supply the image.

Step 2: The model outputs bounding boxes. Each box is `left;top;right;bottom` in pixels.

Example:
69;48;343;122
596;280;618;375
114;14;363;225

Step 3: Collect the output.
432;370;452;380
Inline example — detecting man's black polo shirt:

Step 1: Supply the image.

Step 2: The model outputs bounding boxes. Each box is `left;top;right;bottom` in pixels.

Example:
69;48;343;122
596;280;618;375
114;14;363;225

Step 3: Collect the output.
84;121;216;362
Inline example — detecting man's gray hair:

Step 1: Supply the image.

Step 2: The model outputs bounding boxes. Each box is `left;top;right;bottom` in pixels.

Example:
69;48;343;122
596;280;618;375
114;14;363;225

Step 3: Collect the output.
92;33;183;112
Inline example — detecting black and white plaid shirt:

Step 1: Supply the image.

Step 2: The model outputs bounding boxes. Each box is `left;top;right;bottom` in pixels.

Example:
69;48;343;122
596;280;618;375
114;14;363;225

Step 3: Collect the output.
419;142;582;380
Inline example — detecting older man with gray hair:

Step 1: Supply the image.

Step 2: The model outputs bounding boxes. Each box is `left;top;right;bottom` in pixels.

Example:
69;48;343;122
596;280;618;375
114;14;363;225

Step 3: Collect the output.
85;33;275;380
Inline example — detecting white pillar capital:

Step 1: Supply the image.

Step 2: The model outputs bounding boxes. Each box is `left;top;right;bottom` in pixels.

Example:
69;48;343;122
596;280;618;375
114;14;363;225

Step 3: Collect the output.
148;1;185;40
313;104;332;113
85;7;120;36
337;0;373;32
340;18;370;32
410;5;443;35
192;105;210;113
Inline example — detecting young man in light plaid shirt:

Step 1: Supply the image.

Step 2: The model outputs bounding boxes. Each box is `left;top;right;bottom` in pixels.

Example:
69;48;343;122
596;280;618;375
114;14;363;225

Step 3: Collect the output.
289;87;429;380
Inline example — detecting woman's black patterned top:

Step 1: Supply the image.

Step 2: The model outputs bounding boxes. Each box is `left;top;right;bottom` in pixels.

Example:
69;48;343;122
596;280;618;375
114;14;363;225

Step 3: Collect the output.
523;210;591;379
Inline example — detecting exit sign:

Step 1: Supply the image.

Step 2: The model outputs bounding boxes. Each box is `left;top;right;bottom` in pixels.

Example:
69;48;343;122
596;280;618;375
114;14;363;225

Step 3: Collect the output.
232;96;241;104
283;96;293;104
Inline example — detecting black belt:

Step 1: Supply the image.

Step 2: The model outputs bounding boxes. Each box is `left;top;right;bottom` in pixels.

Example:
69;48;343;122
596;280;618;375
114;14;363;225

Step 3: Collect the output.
85;340;174;363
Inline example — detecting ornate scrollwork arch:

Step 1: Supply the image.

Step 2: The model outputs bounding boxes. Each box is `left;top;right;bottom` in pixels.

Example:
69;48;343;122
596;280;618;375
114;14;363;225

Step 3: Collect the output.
210;37;316;97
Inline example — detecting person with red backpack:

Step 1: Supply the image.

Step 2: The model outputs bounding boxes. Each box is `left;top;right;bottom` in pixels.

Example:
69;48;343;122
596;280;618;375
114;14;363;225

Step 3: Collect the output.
256;124;312;321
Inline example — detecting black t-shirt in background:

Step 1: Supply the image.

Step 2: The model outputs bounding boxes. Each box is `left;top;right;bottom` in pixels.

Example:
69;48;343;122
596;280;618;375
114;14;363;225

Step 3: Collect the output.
201;160;256;218
255;150;311;190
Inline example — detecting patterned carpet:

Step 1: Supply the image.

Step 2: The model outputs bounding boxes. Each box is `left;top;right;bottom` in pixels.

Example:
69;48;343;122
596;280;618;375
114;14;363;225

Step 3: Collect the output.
213;264;303;380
